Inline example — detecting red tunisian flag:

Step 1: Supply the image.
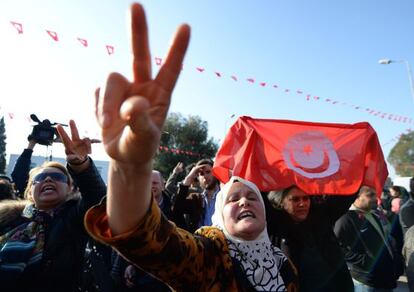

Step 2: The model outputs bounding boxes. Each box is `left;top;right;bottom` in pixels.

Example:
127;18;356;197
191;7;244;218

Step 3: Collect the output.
213;116;388;195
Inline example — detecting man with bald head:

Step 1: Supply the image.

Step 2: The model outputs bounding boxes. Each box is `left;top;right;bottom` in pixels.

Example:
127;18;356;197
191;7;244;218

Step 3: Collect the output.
151;170;172;219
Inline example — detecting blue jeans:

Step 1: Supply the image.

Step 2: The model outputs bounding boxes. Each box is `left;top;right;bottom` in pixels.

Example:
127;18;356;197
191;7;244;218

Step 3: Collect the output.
353;279;394;292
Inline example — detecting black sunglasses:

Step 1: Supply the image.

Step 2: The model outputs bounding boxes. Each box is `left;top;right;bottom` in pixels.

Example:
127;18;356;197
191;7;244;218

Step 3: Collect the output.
33;172;68;184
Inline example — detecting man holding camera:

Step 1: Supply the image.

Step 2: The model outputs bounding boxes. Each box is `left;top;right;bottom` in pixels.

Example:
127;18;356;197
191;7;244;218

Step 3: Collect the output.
10;137;37;197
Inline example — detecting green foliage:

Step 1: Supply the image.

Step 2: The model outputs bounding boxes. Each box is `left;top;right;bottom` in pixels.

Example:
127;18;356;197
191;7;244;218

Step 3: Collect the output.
388;131;414;176
154;112;219;178
0;117;6;174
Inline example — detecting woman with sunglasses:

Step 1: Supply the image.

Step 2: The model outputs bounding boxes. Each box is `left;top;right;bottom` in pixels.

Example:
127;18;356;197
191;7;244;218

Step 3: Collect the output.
0;120;106;292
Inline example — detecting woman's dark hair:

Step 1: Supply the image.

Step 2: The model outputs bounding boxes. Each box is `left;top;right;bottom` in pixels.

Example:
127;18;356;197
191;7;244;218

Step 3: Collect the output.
196;158;214;167
389;185;405;198
0;180;15;201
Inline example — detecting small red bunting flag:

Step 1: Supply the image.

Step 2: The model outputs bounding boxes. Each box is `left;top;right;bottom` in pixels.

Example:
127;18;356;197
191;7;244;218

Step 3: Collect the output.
231;75;238;81
77;38;88;47
46;30;58;41
247;78;255;83
260;82;266;87
196;67;205;72
106;45;114;55
155;57;162;65
10;21;23;34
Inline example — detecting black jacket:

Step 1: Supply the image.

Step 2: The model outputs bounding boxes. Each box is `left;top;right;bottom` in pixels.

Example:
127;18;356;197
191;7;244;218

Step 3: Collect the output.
171;183;204;233
400;199;414;235
10;148;33;197
266;195;355;292
334;209;398;289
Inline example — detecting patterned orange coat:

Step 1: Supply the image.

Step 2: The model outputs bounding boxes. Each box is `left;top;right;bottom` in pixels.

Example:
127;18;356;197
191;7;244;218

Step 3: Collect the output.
85;199;298;291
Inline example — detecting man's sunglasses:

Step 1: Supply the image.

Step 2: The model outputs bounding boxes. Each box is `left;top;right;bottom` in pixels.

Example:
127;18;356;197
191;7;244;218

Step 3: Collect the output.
33;172;68;184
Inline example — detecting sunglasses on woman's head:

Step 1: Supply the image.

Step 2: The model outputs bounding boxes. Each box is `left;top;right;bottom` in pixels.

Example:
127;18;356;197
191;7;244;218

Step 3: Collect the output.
33;172;68;184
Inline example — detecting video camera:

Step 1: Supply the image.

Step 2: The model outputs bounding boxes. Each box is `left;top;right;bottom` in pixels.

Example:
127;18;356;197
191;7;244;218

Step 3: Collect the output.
28;114;67;146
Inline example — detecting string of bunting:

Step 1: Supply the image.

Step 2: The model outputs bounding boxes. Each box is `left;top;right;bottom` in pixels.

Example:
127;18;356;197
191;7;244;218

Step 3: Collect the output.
4;20;414;127
155;56;414;126
8;20;115;55
0;109;201;158
382;128;413;147
2;108;410;153
158;145;200;157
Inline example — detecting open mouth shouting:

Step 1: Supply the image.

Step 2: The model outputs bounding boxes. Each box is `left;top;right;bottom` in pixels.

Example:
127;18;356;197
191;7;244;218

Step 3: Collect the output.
237;210;256;220
40;184;58;195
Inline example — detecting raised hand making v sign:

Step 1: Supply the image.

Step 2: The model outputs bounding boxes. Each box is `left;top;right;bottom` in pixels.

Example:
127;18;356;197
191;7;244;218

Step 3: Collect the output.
85;6;299;291
95;3;190;235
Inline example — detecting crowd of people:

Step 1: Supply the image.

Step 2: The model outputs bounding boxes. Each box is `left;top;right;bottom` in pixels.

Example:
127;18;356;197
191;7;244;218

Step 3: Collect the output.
0;2;413;291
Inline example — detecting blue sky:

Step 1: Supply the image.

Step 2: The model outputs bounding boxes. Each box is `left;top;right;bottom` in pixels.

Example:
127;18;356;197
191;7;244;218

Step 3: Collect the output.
1;0;414;178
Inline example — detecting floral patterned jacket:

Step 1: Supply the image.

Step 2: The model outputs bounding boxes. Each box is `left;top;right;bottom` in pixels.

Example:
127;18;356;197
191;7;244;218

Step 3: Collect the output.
85;199;298;292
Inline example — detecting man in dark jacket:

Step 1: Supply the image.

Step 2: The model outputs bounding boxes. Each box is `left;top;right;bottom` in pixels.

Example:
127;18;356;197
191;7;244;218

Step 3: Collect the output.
151;170;173;219
403;226;414;292
172;159;220;232
334;186;398;290
400;177;414;235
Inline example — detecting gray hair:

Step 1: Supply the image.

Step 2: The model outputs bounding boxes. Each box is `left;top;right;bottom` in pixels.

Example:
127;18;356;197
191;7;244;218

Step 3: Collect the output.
267;186;295;209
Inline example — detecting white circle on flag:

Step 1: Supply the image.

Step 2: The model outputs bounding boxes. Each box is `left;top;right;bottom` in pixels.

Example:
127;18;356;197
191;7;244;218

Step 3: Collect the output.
282;131;340;178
